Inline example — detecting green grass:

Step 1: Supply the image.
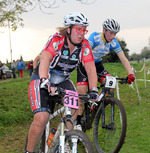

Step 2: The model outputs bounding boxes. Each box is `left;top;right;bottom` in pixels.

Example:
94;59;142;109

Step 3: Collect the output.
0;62;150;152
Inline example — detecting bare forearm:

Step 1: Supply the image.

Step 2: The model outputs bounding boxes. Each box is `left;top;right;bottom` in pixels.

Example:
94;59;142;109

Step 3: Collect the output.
33;56;40;69
39;60;49;79
33;61;38;69
122;58;133;74
118;51;133;75
87;71;97;89
39;52;52;79
85;61;98;89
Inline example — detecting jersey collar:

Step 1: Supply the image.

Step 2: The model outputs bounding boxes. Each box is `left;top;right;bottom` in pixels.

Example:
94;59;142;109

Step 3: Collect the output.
101;33;106;43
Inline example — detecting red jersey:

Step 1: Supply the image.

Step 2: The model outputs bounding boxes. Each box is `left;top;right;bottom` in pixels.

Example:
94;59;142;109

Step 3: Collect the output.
42;33;94;77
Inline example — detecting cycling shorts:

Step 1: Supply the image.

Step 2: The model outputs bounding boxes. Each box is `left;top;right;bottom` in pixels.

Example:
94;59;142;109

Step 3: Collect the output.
77;61;111;86
28;73;76;114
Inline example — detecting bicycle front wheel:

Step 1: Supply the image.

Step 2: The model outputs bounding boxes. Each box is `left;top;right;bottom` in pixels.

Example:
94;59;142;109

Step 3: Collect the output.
94;97;127;153
53;130;95;153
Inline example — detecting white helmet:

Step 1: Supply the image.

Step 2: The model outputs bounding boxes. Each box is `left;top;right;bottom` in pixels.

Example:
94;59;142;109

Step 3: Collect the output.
103;18;120;33
64;12;89;26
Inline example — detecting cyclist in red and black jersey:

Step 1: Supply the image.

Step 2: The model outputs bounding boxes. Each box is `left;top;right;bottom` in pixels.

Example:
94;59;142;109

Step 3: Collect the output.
26;12;98;153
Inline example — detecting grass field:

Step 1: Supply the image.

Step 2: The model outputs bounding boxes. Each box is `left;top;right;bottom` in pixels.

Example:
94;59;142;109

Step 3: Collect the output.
0;61;150;153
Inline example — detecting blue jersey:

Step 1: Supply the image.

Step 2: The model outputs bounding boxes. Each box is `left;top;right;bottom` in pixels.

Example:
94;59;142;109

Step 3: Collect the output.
88;32;122;63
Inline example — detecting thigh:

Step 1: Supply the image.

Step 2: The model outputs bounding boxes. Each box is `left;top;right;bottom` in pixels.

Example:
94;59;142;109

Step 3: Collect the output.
28;77;53;114
96;62;111;83
57;79;76;91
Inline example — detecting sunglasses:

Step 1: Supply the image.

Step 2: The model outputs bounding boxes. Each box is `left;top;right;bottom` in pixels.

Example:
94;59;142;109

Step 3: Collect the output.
72;27;88;34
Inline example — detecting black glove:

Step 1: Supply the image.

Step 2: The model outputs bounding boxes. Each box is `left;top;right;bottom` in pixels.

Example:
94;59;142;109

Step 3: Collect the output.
89;91;99;100
40;78;51;90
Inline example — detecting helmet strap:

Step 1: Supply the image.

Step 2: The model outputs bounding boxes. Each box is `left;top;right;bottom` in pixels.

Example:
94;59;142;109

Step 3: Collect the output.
67;25;82;47
103;31;109;43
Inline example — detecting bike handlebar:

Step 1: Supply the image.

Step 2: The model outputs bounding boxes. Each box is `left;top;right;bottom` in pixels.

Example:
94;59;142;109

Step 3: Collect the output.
116;77;128;84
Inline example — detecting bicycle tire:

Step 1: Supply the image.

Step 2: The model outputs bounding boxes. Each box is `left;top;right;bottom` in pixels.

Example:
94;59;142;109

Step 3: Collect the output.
53;130;95;153
24;129;46;153
94;97;127;153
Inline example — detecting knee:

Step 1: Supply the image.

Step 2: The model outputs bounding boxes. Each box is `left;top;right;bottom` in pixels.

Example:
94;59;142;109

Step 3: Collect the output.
110;88;115;92
77;85;88;94
32;112;49;129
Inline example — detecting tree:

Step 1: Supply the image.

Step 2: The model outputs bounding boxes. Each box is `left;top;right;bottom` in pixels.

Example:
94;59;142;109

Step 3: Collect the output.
130;53;140;61
130;46;150;61
0;0;96;31
6;59;8;64
141;46;150;59
0;0;31;31
20;55;23;61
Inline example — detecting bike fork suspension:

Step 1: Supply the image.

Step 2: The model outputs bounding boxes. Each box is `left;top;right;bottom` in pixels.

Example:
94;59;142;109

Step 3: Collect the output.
111;102;115;124
102;101;106;128
59;118;65;153
102;100;115;130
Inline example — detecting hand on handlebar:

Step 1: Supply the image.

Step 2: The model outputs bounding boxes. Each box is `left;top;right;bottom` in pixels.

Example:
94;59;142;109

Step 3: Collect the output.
127;74;135;84
40;78;55;95
89;91;99;101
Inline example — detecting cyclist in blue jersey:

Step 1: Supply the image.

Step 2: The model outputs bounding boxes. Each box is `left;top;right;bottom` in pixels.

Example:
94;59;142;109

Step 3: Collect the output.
76;18;135;129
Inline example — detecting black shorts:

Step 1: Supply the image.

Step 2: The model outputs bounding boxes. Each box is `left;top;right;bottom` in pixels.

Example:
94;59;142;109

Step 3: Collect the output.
29;73;76;114
77;61;110;86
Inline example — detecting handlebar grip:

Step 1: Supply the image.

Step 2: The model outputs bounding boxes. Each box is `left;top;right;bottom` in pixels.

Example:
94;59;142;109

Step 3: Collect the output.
53;87;66;96
119;78;128;84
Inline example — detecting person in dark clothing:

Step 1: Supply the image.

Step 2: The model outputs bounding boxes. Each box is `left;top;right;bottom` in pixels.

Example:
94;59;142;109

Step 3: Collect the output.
11;60;16;78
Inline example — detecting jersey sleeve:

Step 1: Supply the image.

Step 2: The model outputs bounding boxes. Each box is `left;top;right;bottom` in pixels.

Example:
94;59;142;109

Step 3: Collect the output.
110;38;123;53
81;39;94;64
88;32;98;49
42;33;63;57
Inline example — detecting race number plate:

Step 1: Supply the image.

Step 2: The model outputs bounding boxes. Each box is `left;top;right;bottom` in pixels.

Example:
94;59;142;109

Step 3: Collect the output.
64;90;79;109
105;76;116;89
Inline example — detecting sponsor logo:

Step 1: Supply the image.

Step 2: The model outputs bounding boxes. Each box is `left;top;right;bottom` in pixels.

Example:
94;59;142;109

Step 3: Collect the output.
72;54;76;59
63;50;68;56
53;42;58;50
83;48;90;56
70;54;78;61
111;40;117;48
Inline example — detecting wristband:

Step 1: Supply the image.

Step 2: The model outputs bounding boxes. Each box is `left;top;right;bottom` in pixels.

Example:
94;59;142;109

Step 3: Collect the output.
90;87;98;93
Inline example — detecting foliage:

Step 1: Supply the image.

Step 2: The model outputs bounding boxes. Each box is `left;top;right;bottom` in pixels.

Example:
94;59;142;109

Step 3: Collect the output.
0;0;96;31
0;0;31;31
130;46;150;61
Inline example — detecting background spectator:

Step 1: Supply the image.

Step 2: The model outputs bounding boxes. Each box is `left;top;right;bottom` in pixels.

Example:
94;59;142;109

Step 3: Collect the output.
28;60;33;76
0;64;6;79
17;60;25;78
28;61;31;75
11;60;16;78
30;60;33;76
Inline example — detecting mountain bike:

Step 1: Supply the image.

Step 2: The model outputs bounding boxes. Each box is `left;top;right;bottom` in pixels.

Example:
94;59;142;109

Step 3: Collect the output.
80;75;127;153
25;88;95;153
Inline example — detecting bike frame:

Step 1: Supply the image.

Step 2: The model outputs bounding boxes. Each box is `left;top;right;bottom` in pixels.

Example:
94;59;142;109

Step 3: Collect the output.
83;76;127;131
44;104;79;153
45;106;65;153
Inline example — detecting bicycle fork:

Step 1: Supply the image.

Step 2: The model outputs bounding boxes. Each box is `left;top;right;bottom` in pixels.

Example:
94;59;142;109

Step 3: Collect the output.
102;100;115;130
59;107;78;153
59;118;65;153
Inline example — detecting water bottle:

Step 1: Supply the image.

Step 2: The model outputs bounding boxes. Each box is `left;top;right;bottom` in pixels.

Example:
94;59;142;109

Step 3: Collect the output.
47;128;57;146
